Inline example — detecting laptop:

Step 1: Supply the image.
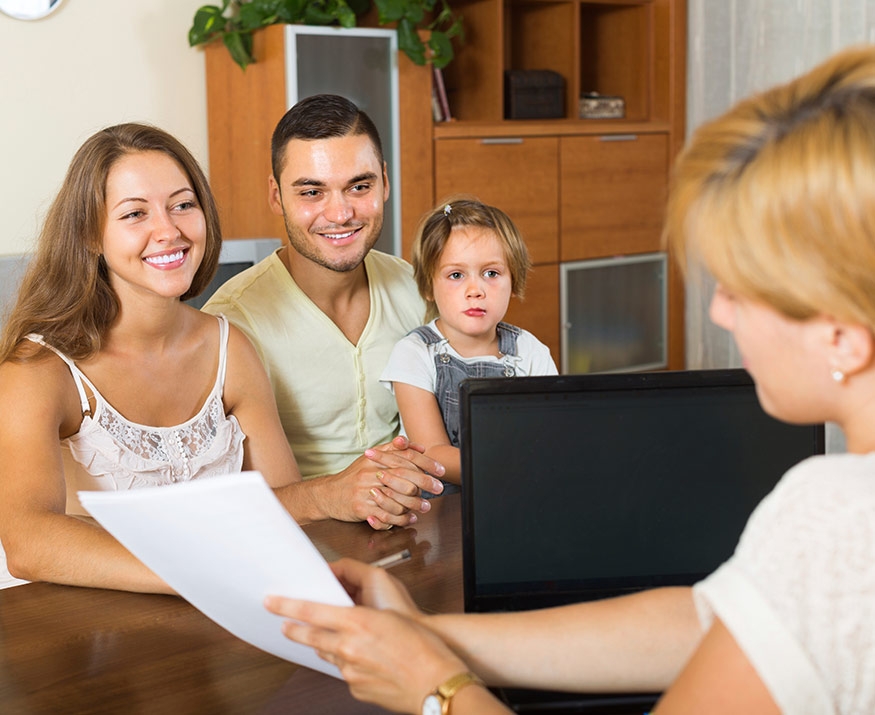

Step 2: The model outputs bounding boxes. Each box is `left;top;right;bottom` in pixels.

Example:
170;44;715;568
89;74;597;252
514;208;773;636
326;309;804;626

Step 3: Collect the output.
459;369;826;714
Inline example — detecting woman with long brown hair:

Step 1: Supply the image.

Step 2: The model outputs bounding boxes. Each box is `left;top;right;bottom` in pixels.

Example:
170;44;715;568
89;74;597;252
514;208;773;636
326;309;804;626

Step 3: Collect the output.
0;123;300;591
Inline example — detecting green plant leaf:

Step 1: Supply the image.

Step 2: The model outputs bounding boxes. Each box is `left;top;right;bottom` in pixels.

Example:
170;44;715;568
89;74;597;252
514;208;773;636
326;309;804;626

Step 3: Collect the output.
188;5;227;46
446;15;464;41
190;0;463;70
223;30;255;69
277;0;309;23
300;0;332;25
320;0;357;27
373;0;404;24
428;30;454;68
397;17;426;65
238;2;277;30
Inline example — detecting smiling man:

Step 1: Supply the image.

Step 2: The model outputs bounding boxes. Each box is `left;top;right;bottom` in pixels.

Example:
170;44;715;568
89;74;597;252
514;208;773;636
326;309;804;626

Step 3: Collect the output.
203;95;439;529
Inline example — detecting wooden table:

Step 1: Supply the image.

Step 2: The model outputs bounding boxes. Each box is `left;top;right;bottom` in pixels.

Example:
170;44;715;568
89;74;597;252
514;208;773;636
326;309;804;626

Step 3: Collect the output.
0;494;462;714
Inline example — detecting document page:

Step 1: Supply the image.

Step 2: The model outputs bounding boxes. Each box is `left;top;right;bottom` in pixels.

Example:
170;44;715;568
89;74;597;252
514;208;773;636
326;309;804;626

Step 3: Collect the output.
79;472;352;678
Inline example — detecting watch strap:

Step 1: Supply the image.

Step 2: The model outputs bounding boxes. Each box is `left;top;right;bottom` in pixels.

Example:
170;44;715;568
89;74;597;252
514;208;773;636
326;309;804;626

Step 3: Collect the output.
436;671;484;710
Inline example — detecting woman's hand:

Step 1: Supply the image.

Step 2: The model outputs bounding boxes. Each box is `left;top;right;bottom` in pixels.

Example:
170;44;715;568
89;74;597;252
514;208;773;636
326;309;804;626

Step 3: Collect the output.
265;558;468;712
265;591;469;713
330;557;421;614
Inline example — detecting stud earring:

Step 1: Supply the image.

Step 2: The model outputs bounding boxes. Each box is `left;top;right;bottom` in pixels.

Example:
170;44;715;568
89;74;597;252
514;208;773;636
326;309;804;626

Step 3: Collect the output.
831;367;846;383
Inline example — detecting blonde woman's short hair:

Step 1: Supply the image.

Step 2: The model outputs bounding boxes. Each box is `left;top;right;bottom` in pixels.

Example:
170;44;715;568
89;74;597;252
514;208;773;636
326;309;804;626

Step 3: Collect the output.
664;44;875;330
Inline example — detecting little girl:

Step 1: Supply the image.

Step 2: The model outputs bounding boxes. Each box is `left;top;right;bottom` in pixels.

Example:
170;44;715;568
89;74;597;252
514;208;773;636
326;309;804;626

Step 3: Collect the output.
381;197;557;493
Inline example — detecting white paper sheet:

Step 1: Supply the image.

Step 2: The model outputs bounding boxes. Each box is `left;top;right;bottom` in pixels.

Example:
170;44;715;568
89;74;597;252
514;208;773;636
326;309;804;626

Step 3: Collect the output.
79;472;352;679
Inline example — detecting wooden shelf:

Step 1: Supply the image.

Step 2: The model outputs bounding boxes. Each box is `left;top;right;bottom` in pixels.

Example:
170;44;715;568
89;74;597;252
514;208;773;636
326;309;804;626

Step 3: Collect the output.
430;0;686;370
433;119;671;139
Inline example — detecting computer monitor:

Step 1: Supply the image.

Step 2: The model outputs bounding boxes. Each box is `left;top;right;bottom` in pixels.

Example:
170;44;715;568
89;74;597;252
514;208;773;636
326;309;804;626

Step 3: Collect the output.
460;369;826;613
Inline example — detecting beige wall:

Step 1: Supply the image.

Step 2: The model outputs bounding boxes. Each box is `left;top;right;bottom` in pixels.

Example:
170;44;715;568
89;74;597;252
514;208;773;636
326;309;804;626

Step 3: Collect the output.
0;0;209;256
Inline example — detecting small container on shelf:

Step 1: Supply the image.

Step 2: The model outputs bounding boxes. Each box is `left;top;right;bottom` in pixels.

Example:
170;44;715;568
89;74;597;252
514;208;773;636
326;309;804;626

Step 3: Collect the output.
579;92;625;119
504;69;565;120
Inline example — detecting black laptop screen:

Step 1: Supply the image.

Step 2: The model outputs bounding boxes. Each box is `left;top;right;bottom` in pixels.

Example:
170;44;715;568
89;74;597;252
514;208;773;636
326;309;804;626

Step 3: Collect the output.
461;369;826;613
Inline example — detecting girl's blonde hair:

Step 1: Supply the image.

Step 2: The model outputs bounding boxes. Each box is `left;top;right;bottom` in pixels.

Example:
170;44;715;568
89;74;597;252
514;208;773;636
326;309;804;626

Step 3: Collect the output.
0;123;222;363
664;45;875;330
412;195;531;321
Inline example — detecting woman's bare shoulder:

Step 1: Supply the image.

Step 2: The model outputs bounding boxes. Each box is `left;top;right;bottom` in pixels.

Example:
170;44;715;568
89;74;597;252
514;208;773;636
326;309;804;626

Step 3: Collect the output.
0;345;85;434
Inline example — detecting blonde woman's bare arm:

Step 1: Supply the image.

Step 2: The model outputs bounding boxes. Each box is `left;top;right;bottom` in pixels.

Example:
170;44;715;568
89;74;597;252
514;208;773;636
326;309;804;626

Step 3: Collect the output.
653;618;779;714
425;587;702;693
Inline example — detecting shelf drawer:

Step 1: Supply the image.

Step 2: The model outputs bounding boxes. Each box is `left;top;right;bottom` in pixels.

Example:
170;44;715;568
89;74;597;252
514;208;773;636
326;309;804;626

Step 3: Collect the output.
434;136;560;265
559;132;669;261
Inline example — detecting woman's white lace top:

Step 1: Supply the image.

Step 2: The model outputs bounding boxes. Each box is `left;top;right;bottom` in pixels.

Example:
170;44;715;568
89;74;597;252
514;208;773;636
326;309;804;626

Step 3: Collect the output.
693;453;875;714
27;314;246;515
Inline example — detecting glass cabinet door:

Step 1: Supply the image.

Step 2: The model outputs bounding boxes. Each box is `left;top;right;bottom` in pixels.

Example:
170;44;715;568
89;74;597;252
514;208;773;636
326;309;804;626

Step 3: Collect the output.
286;26;400;255
561;252;667;374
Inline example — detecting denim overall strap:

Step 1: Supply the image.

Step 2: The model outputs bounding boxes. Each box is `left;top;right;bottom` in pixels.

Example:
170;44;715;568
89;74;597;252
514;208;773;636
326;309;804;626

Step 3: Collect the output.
410;323;523;498
409;325;443;345
418;325;522;449
496;321;521;357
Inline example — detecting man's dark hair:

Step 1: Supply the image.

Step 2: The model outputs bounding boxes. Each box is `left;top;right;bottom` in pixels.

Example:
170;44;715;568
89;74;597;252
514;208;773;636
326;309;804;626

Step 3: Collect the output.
271;94;384;180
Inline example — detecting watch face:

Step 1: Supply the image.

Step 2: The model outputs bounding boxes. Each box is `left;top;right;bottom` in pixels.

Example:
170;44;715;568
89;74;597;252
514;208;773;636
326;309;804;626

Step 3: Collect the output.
422;694;443;715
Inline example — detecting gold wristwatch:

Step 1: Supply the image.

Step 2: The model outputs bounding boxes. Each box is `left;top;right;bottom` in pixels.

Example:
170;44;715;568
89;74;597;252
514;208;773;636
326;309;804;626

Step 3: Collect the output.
421;671;485;715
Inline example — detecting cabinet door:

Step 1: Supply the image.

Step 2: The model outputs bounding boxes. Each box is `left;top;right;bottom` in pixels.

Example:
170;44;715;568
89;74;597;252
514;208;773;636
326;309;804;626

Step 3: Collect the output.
504;262;560;368
560;133;668;261
434;137;559;265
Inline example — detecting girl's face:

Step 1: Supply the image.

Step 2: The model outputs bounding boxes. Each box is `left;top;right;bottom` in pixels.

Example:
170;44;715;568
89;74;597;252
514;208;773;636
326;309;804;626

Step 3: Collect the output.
430;226;513;348
101;150;205;304
709;283;834;424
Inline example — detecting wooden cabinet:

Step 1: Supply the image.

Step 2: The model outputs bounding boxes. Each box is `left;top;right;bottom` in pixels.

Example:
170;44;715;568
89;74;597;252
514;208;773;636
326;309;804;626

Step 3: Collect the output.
202;1;686;370
430;0;686;370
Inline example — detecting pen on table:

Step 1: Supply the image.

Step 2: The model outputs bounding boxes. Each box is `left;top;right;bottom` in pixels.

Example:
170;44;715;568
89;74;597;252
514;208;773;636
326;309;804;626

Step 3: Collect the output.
369;549;412;569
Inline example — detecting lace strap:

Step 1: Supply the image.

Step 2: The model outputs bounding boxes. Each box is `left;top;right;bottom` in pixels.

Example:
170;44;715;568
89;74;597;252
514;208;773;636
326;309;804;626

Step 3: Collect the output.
215;314;231;394
25;334;92;416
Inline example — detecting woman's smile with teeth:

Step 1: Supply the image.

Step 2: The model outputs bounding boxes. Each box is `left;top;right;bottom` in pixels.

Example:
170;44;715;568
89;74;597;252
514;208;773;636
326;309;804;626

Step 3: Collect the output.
144;249;185;265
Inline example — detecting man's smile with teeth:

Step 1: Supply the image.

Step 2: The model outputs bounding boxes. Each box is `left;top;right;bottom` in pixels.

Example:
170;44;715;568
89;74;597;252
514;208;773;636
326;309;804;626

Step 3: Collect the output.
321;229;357;240
144;249;185;265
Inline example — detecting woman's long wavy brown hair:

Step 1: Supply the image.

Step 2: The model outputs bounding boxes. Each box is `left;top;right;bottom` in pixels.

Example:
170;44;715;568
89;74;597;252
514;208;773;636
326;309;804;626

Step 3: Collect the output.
0;123;222;363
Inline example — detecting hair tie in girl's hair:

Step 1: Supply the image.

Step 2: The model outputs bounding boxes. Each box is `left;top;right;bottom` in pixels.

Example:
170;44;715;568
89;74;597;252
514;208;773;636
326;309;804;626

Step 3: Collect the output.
443;203;452;216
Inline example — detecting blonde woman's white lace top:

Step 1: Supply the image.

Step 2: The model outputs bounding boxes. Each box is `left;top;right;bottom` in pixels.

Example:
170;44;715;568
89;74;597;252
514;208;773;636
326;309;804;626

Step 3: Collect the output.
693;453;875;714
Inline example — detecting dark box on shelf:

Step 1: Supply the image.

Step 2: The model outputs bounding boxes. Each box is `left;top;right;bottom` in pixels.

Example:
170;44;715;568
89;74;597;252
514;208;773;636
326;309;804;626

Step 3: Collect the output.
504;70;565;120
